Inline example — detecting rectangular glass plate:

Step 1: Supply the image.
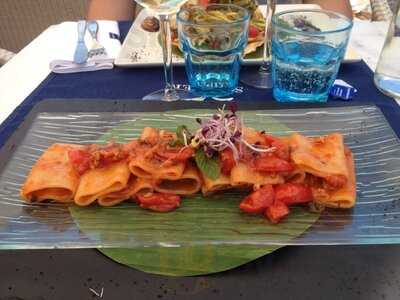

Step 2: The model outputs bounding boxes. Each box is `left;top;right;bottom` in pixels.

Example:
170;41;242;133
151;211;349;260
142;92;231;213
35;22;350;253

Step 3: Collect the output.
1;105;400;249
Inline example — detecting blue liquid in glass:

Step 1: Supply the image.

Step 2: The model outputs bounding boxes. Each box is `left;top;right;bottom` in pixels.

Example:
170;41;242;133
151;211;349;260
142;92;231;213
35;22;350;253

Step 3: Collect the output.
182;40;242;98
272;41;345;102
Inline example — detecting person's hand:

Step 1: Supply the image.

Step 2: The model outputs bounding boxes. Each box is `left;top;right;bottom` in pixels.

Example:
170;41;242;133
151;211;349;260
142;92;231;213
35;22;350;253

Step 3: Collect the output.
87;0;136;21
305;0;353;19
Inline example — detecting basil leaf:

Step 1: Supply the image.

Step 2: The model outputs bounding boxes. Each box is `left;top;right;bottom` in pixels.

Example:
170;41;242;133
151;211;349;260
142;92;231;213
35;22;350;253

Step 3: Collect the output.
176;125;191;146
195;148;220;180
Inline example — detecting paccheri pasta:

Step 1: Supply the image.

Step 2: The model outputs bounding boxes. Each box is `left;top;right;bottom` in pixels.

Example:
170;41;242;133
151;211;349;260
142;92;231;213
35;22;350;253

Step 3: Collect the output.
20;107;356;224
21;144;82;203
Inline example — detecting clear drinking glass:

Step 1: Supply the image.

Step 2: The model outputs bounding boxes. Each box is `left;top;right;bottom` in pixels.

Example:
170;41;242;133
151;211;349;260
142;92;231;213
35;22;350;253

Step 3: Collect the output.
240;0;276;89
271;9;352;102
134;0;189;101
374;1;400;98
177;4;249;98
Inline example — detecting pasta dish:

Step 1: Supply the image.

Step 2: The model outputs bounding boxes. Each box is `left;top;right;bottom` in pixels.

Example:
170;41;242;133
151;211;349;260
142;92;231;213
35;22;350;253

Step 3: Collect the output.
21;106;356;224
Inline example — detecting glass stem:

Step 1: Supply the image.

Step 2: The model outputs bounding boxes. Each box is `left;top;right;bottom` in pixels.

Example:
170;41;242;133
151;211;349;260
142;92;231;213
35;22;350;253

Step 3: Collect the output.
260;0;276;74
159;14;178;101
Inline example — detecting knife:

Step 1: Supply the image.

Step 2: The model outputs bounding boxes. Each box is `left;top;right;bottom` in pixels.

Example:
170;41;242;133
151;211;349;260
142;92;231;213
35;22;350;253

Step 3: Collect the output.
73;20;88;64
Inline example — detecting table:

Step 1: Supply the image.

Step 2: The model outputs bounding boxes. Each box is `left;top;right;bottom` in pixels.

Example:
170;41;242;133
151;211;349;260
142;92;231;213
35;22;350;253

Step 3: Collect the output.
0;19;399;300
2;245;400;300
0;19;391;125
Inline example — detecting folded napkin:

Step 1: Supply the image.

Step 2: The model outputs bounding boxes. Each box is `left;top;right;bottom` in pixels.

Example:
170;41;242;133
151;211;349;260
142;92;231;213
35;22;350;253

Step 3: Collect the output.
49;21;121;74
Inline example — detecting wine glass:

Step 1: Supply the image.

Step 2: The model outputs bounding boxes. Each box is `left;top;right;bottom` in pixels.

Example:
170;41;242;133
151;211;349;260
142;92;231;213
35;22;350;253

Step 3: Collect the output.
240;0;276;89
135;0;189;101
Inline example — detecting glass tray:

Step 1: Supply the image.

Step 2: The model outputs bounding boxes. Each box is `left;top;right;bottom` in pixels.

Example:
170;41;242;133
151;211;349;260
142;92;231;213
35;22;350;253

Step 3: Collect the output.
1;105;400;249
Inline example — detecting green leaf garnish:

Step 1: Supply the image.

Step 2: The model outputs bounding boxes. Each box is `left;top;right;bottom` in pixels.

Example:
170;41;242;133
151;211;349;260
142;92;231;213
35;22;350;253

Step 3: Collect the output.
194;148;220;180
70;108;320;277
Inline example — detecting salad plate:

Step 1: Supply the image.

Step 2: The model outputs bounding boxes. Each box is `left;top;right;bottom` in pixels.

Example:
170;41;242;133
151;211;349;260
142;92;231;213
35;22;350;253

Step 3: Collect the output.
115;4;362;68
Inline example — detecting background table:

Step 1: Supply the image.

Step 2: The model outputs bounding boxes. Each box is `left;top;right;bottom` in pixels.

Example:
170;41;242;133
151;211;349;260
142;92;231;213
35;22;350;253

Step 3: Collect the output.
0;19;399;300
0;19;391;125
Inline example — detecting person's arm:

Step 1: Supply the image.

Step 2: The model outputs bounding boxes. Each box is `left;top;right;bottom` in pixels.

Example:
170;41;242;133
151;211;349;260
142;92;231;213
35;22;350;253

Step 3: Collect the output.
304;0;353;19
87;0;135;20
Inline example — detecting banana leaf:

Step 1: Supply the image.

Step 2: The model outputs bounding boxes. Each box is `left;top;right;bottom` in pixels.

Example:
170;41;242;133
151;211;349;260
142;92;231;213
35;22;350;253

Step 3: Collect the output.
69;109;320;276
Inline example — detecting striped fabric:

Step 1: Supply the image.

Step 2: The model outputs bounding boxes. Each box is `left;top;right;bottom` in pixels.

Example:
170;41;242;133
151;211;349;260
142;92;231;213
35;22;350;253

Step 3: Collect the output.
0;0;87;52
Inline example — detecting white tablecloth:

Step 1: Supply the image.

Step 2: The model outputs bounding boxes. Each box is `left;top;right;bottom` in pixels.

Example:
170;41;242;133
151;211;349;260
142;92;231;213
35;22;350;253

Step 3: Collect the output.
0;20;391;126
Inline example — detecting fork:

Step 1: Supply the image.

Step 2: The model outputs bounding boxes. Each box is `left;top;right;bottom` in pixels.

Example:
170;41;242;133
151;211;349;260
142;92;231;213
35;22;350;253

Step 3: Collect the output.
87;21;107;58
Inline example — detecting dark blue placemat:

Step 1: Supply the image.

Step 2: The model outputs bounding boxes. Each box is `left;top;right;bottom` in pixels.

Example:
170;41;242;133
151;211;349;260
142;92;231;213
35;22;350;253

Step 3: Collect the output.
0;21;398;148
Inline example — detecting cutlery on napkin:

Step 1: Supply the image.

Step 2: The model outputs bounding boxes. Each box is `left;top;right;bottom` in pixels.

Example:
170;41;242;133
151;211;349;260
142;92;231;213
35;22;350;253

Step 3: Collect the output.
50;20;121;73
87;21;107;58
73;20;88;64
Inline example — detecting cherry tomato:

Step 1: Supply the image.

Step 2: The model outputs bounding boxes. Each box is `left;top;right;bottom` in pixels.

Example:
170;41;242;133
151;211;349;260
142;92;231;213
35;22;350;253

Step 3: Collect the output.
239;185;275;214
324;175;347;189
68;149;91;175
274;183;313;205
261;134;290;160
265;200;290;224
262;134;277;146
174;147;194;161
254;155;294;173
272;140;290;161
210;38;220;49
198;0;209;6
249;25;260;38
344;145;352;156
220;148;236;175
136;193;181;212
